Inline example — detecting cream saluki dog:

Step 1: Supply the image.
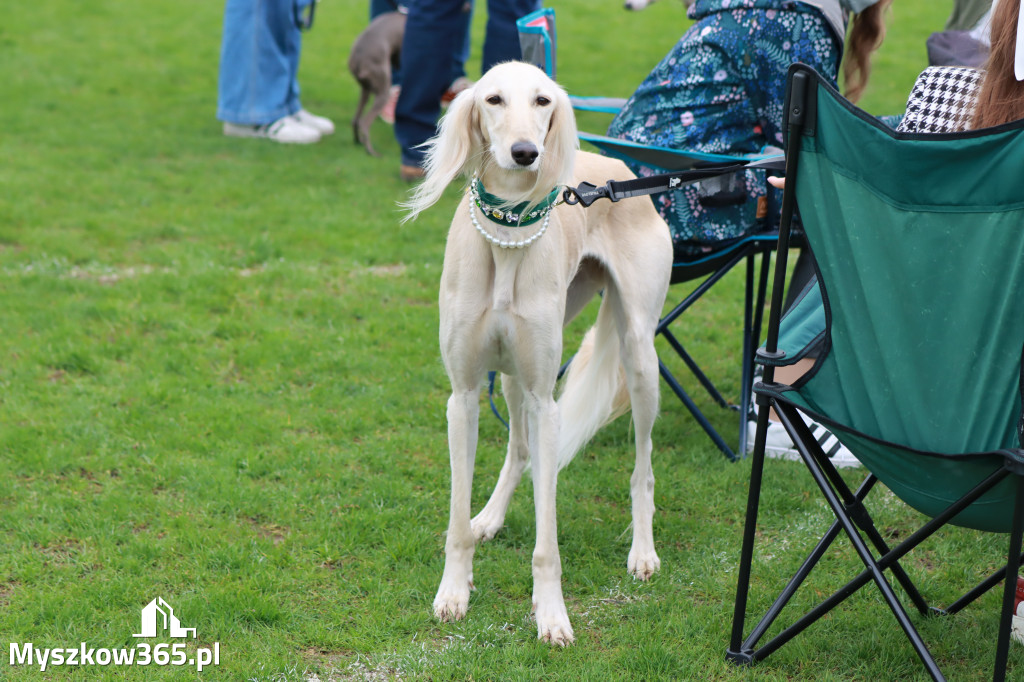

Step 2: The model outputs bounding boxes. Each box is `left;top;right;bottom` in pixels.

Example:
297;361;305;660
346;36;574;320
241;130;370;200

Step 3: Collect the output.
404;61;672;645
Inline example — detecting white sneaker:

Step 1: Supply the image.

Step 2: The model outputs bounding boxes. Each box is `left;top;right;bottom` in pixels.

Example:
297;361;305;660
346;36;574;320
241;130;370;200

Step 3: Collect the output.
747;417;861;468
291;109;335;135
748;420;800;461
806;419;861;468
223;116;321;144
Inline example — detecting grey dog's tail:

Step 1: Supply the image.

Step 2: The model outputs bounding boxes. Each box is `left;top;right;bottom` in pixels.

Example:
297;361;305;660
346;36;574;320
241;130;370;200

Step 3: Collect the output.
556;302;630;471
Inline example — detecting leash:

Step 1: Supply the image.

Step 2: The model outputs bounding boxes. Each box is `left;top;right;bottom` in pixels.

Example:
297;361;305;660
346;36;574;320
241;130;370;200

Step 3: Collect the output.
562;155;786;207
294;0;317;31
487;372;510;430
485;155;785;430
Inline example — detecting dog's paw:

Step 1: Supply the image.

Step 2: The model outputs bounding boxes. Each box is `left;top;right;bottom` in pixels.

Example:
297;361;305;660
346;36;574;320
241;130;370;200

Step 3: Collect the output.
433;592;469;622
627;549;661;581
433;576;473;622
470;510;504;543
533;600;575;646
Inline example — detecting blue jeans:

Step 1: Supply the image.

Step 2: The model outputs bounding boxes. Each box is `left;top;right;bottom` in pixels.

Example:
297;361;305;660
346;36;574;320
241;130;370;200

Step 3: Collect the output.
368;1;471;90
217;0;311;125
395;0;539;167
369;0;396;18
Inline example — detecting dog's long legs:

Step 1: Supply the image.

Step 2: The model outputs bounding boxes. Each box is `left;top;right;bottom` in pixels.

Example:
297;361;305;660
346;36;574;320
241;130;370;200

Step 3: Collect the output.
606;285;662;580
527;394;575;645
354;71;391;156
433;385;481;621
352;88;370;145
623;331;661;580
471;373;528;542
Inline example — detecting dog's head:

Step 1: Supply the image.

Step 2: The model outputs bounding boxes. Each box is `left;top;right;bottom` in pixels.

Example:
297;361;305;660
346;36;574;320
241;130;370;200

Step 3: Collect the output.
404;61;578;221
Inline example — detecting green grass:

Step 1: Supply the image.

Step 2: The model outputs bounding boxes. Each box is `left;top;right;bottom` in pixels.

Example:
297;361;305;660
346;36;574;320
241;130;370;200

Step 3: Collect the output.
4;0;1015;680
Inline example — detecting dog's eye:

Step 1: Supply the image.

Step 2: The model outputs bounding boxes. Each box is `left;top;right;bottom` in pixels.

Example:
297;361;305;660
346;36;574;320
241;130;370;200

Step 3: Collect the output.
485;95;503;106
536;96;551;106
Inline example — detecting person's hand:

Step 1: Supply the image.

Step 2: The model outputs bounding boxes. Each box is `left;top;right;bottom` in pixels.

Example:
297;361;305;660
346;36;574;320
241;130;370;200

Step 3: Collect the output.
768;176;785;189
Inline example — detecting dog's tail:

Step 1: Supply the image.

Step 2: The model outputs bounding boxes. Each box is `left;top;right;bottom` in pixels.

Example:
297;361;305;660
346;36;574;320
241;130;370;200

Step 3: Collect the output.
556;302;630;471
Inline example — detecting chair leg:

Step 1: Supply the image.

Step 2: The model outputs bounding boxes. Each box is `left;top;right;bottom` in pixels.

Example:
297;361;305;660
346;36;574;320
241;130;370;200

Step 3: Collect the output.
775;404;946;680
751;250;771;355
741;476;876;653
658;359;736;460
993;474;1024;682
727;407;772;663
660;328;731;409
737;255;756;456
785;411;933;617
656;252;745;460
737;250;772;457
734;403;1016;678
657;248;751;332
658;243;775;460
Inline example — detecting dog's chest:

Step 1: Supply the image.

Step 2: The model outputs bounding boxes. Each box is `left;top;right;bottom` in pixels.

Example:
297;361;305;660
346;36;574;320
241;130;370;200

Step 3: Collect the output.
443;248;564;375
479;255;530;366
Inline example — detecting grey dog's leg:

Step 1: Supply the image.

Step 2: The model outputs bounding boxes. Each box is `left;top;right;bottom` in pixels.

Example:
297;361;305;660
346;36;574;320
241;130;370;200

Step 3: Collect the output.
356;72;391;157
352;87;370;146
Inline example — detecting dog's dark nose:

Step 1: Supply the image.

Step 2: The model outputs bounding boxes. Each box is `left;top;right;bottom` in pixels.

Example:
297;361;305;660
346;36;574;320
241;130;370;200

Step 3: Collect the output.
511;141;539;166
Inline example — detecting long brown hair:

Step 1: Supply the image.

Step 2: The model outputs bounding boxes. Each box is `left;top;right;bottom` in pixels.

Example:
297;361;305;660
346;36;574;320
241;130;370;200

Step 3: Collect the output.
843;0;894;103
972;0;1024;128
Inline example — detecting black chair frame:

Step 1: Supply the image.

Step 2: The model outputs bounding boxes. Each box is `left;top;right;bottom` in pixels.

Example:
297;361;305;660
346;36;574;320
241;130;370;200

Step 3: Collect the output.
726;65;1024;682
657;237;776;461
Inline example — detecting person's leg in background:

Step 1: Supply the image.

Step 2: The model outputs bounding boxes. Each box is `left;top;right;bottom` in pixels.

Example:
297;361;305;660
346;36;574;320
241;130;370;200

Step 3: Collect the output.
370;0;398;19
379;1;466;126
218;0;332;143
371;0;405;125
394;0;468;178
396;0;541;178
482;0;539;72
218;0;300;127
288;0;335;136
442;3;475;106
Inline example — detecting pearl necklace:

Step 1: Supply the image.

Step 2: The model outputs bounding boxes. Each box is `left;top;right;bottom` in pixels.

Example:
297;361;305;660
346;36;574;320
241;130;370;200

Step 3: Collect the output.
468;176;555;249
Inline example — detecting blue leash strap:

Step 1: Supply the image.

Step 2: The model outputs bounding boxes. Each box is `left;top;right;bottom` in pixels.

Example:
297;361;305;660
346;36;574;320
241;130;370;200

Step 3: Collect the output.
488;371;510;430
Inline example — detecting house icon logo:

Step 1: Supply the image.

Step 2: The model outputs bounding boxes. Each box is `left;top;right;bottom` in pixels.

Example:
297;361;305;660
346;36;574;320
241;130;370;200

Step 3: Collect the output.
132;597;197;639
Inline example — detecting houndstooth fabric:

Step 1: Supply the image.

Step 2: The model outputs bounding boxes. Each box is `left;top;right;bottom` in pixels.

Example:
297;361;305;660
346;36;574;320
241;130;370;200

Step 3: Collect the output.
897;66;983;133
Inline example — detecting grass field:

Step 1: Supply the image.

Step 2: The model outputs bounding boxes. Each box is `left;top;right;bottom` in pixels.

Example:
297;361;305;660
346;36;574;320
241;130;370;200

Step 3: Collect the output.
5;0;1016;680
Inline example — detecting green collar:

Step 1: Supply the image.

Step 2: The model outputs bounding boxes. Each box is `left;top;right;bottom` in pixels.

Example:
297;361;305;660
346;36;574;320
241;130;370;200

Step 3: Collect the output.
471;178;560;226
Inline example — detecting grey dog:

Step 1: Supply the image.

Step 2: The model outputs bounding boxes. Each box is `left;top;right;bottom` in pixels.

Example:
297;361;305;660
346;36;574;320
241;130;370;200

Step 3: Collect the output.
348;11;405;156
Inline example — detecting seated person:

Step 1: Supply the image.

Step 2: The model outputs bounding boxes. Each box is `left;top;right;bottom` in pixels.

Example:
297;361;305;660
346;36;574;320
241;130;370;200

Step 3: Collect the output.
607;0;895;259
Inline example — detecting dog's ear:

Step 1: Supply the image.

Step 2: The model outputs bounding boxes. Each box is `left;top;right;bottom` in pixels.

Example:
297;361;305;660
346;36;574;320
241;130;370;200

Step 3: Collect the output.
535;83;579;195
402;88;481;221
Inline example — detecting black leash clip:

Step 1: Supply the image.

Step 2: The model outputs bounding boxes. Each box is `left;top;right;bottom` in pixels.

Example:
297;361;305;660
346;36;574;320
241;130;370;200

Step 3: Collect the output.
562;181;616;207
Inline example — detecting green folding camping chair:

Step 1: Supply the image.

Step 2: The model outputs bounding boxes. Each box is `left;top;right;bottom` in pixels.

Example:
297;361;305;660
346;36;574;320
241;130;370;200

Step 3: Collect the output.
727;63;1024;681
518;8;790;460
